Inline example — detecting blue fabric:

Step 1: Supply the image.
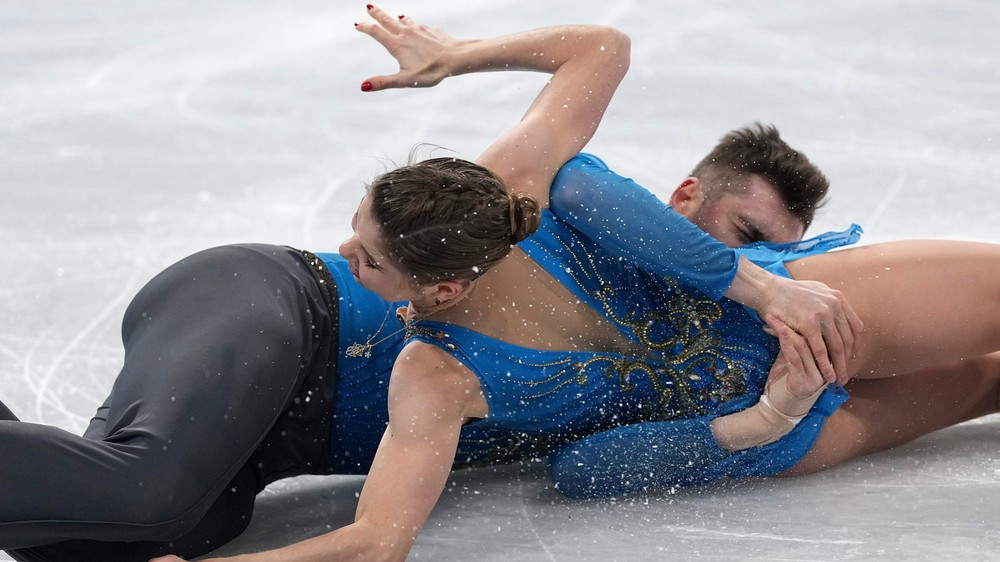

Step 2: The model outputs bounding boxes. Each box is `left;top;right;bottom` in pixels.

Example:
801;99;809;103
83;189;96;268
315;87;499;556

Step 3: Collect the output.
319;253;532;471
323;152;862;493
737;225;864;278
550;384;849;499
319;253;404;474
544;155;859;498
406;211;783;477
549;153;738;300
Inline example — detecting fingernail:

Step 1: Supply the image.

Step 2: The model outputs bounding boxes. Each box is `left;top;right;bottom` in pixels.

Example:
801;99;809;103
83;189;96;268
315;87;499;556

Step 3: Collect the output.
354;22;359;27
366;4;373;10
361;81;373;92
398;14;405;20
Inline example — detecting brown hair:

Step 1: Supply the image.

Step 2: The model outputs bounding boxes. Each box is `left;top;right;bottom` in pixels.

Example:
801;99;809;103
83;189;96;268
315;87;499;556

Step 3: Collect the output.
690;123;829;229
367;157;541;285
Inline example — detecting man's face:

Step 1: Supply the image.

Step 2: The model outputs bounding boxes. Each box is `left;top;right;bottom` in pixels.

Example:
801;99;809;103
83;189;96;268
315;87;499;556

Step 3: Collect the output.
675;174;805;247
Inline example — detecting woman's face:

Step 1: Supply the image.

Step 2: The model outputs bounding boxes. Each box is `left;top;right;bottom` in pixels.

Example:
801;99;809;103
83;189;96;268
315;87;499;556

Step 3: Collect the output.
339;195;419;302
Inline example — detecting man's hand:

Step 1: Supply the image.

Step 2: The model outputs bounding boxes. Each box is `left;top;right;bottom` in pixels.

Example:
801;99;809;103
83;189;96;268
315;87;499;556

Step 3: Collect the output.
727;255;863;385
759;275;862;385
765;312;857;389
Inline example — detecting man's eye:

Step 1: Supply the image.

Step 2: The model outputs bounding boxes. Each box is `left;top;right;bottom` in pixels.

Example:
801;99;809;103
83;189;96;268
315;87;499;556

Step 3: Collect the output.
364;258;378;269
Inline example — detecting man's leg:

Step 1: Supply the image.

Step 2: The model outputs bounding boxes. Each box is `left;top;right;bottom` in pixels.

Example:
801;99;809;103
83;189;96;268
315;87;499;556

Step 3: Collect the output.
1;245;334;559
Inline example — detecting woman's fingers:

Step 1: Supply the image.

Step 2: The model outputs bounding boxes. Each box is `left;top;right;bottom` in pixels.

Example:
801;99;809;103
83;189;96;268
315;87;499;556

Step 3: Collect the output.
366;4;406;32
355;4;453;91
355;7;398;50
354;6;409;92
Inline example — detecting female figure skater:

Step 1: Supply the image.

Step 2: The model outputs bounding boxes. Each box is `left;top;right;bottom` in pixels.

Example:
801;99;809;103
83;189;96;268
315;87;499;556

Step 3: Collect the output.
3;7;844;562
152;6;1000;562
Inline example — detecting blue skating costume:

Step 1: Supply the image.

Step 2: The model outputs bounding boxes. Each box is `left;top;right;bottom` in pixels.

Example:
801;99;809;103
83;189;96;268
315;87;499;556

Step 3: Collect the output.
407;154;858;499
0;153;859;562
320;254;536;472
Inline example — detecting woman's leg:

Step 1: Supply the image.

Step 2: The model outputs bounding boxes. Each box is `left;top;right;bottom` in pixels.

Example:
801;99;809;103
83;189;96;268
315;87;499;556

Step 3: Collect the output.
785;240;1000;377
788;352;1000;475
0;244;333;554
785;240;1000;473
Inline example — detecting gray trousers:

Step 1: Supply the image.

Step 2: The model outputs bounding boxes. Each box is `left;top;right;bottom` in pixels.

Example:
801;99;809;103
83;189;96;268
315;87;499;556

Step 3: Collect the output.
1;244;339;561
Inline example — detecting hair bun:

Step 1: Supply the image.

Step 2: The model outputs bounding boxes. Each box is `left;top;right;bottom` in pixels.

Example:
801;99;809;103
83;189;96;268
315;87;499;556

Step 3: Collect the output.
509;193;542;244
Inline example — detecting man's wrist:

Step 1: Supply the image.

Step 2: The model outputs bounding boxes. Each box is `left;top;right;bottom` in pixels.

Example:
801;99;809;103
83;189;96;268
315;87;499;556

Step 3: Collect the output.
724;256;774;312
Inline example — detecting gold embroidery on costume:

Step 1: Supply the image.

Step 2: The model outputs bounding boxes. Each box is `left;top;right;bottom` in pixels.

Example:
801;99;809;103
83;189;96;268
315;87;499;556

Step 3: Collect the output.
404;222;756;422
528;230;754;420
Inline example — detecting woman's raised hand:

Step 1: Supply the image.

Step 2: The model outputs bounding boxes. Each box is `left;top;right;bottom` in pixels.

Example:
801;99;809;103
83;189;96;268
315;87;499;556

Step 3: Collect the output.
355;4;457;92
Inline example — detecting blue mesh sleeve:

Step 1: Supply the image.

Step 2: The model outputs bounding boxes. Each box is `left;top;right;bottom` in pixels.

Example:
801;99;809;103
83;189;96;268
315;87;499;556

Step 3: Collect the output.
548;153;738;300
548;385;851;499
548;416;729;499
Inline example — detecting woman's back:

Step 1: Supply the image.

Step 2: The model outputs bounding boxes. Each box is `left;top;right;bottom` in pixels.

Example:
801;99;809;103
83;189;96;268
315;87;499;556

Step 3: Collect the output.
404;211;779;442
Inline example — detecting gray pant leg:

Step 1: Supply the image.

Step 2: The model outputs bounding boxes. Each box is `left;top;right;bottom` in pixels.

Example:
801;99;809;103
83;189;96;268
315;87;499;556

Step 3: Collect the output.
0;245;334;553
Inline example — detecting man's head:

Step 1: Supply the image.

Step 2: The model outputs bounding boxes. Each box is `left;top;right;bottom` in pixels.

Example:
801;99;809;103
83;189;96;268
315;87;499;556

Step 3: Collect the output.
670;123;829;246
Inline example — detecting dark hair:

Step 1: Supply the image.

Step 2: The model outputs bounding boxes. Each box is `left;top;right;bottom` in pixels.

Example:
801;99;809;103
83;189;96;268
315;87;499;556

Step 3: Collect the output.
367;157;541;285
690;123;829;229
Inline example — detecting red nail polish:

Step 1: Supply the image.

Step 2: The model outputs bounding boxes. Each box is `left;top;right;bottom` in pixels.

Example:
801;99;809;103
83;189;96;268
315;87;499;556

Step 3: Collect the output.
361;81;373;92
354;22;359;27
366;4;373;10
398;14;405;20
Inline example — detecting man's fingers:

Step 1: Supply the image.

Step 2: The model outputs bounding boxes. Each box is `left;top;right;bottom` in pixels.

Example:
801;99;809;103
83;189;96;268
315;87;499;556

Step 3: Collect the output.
771;315;805;374
770;315;825;398
821;318;848;381
831;312;854;383
830;294;862;384
807;333;837;383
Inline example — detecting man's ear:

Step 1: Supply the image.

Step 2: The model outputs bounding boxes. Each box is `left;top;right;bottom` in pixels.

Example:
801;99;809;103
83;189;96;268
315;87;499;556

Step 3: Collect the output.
669;177;706;220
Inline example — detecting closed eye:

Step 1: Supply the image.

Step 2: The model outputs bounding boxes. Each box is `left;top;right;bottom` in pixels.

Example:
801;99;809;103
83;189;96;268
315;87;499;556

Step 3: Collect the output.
735;216;767;244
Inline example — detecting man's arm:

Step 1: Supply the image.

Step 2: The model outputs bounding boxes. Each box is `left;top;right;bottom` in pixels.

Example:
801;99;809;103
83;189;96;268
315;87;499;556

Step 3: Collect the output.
549;153;863;383
550;318;848;500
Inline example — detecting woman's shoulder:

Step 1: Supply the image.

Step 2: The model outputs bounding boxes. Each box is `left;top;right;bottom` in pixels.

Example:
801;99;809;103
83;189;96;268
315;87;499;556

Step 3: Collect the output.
390;340;487;418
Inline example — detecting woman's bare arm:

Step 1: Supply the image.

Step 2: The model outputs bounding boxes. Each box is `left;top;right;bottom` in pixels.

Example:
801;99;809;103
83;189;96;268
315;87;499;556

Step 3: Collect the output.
355;4;631;205
154;344;475;562
151;8;625;559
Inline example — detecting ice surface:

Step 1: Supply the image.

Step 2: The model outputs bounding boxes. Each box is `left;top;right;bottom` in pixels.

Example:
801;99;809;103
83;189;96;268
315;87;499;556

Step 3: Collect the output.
2;1;998;560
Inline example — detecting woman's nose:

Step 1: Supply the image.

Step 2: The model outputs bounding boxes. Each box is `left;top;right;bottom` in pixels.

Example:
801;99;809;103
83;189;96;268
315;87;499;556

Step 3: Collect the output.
338;235;356;259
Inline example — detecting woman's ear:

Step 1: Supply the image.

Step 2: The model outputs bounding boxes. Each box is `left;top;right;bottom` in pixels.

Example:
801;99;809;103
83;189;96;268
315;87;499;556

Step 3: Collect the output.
669;177;706;220
425;279;467;305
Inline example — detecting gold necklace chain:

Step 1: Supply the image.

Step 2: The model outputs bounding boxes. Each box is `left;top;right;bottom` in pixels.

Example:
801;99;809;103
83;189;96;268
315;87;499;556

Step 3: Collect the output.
345;281;477;359
345;306;410;358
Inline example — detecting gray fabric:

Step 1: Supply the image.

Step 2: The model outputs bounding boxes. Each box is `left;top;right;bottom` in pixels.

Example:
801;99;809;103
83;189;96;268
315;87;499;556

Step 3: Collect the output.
2;244;338;561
